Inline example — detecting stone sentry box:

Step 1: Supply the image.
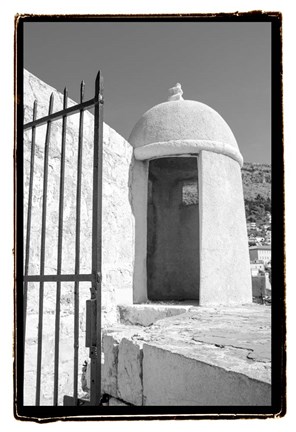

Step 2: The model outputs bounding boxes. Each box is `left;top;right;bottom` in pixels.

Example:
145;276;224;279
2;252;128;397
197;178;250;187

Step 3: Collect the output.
128;83;252;305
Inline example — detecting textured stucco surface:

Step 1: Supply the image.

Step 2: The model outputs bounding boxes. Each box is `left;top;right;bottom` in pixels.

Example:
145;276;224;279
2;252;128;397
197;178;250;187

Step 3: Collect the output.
134;139;243;166
199;151;252;305
129;158;149;303
129;100;238;150
23;70;134;404
129;100;243;165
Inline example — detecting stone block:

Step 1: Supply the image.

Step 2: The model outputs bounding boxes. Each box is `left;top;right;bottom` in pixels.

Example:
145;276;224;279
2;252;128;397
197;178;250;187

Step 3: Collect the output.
143;343;271;406
118;304;190;326
102;334;120;398
117;338;143;405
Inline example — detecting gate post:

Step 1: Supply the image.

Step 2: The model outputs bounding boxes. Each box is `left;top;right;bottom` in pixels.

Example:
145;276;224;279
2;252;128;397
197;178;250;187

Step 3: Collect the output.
89;71;104;405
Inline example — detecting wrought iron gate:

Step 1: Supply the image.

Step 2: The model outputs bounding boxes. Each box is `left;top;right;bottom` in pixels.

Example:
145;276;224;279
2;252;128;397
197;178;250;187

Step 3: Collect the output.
23;71;104;406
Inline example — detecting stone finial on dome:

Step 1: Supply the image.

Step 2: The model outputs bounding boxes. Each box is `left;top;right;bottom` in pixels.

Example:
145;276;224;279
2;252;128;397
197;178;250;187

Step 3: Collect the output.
168;83;184;101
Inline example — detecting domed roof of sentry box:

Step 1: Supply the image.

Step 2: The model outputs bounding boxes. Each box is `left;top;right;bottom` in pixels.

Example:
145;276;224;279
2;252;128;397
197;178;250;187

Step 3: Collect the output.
128;83;243;166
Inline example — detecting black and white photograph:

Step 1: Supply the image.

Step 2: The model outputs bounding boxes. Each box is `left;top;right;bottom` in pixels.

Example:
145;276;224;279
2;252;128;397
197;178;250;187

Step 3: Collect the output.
14;12;285;422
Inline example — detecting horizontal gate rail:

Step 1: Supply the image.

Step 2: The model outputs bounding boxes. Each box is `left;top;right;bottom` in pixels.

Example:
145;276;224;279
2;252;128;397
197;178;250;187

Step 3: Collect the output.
23;70;104;407
23;274;94;282
23;96;103;130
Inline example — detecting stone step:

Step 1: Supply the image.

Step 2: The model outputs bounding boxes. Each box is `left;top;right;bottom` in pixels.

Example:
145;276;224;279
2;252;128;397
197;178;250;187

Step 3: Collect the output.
117;303;194;326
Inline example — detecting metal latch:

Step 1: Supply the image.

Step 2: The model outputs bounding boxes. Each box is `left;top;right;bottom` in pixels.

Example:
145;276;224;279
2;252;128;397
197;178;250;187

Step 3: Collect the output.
85;298;97;348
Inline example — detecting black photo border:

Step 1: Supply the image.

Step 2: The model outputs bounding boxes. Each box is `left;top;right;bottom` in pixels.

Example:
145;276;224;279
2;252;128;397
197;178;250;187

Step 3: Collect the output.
14;12;285;422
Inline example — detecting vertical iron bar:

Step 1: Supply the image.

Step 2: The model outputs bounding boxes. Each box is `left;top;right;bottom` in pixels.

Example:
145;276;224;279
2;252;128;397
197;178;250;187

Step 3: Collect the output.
35;94;54;406
90;71;103;405
73;81;85;405
53;88;68;406
24;100;37;356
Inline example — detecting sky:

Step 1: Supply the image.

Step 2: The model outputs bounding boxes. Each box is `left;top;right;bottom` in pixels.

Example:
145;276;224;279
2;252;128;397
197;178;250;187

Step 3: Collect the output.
23;19;271;163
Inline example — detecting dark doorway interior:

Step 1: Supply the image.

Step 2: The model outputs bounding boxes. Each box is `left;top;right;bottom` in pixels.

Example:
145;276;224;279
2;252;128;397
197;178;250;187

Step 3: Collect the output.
147;157;200;301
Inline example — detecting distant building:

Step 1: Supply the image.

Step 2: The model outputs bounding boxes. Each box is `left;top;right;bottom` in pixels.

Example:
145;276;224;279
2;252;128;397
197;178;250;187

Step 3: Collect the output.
249;245;271;264
265;231;271;244
250;262;265;276
247;222;257;230
266;212;272;223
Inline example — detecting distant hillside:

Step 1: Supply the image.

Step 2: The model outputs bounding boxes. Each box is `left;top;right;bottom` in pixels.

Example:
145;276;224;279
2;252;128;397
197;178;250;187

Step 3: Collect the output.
242;162;271;225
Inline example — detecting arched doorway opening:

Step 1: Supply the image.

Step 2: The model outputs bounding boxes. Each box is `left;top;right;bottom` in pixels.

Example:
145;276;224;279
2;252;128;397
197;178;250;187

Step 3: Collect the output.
147;157;200;301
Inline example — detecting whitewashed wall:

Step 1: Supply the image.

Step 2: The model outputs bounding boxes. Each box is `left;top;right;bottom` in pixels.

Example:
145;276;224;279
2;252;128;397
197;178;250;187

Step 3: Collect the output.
23;70;134;405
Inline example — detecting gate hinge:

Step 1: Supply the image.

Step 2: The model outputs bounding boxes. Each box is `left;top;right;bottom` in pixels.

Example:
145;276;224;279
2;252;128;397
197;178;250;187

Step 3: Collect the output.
85;299;96;347
97;272;102;283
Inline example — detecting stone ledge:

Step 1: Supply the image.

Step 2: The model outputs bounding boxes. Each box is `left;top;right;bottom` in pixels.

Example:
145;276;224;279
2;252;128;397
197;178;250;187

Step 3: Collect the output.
118;303;193;326
102;304;271;406
142;343;271;406
134;139;243;167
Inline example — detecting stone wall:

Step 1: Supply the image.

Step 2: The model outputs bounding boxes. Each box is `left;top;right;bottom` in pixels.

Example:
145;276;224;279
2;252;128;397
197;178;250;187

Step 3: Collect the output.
23;70;134;405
